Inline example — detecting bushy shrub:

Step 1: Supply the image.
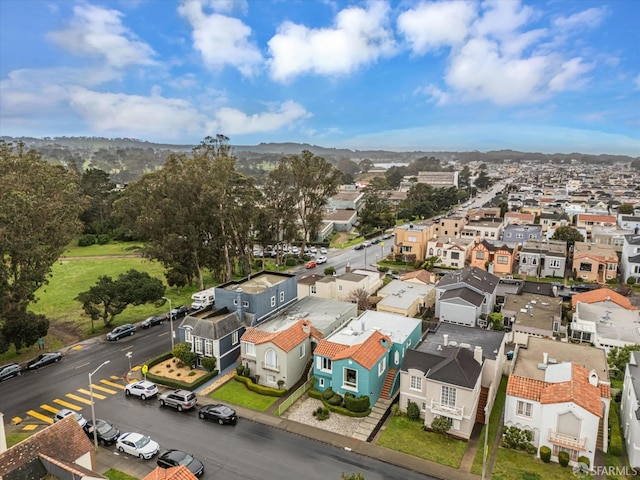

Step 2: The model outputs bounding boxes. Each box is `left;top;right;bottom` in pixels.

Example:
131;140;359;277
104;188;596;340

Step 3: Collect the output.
344;392;370;413
391;404;401;417
327;393;343;406
171;342;197;369
627;277;637;285
558;451;570;467
312;406;330;421
234;374;286;397
97;234;110;245
241;365;251;377
524;443;537;454
236;365;244;375
285;257;298;267
277;379;285;389
406;400;420;421
324;266;336;276
501;426;534;452
539;445;551;463
577;455;590;467
431;416;452;433
78;234;96;247
201;356;217;372
321;387;334;400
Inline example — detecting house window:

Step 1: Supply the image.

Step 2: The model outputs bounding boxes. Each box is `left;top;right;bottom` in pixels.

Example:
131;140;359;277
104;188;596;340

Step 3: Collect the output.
608;263;617;271
549;258;561;268
267;374;276;384
343;367;357;390
497;255;508;264
311;286;317;294
490;232;495;237
279;292;285;302
579;263;592;272
232;331;239;345
451;252;459;260
408;235;417;242
264;349;278;370
271;296;276;307
516;400;533;418
338;284;343;292
553;445;579;462
521;257;528;264
244;341;255;356
410;375;422;391
429;248;434;255
205;340;213;357
476;251;485;260
319;378;325;388
184;328;193;343
378;356;386;376
299;343;305;358
421;402;427;411
441;386;456;407
242;300;249;307
194;338;203;354
317;357;332;372
437;249;442;256
516;233;523;239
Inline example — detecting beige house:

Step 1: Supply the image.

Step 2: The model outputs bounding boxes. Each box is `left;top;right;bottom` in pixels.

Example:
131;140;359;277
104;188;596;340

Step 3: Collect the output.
426;237;474;269
400;269;439;285
502;291;564;345
376;279;435;317
504;212;536;225
572;242;619;284
312;268;382;301
460;218;504;242
393;222;435;262
434;215;467;239
576;213;617;237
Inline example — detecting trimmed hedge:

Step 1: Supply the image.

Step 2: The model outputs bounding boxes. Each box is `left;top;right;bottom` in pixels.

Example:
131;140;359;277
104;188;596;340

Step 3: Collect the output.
308;388;371;417
144;351;218;390
609;402;623;456
344;392;370;412
578;455;590;467
327;393;344;406
558;451;570;467
539;445;551;463
234;374;286;397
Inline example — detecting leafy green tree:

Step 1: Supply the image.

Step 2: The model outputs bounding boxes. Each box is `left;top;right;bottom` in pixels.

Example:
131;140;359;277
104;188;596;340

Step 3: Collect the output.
474;171;492;190
420;256;440;271
172;341;198;368
359;159;373;173
76;269;165;328
0;141;85;352
398;183;436;220
79;168;119;235
608;345;640;379
617;203;635;215
406;400;420;421
384;165;406;189
359;186;395;235
631;159;640;171
551;226;584;249
459;165;471;187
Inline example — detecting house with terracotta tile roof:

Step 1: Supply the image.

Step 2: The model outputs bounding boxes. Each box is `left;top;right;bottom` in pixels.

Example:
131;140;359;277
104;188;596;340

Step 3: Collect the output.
572;242;619;284
576;213;617;238
621;351;640;470
570;301;640;353
399;269;438;285
505;337;610;467
240;296;356;389
144;466;197;480
425;236;474;269
312;310;422;407
399;323;506;440
0;415;105;480
571;287;637;310
504;212;536;226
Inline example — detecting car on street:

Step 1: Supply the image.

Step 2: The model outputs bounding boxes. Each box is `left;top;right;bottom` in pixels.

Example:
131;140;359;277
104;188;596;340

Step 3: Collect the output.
571;283;599;292
371;238;380;244
198;404;238;425
305;261;317;269
158;389;198;411
84;419;120;445
363;241;371;248
125;380;158;400
54;408;88;428
354;243;364;250
170;305;189;319
309;246;317;254
319;247;327;254
316;255;327;264
25;352;62;370
106;323;136;341
141;315;164;328
0;363;22;381
157;449;205;476
116;432;160;459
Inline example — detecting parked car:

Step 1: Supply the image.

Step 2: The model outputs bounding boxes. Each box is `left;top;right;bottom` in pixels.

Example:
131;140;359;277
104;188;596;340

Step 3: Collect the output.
571;283;599;292
309;246;318;254
198;404;238;425
363;241;371;247
141;316;164;329
0;363;22;381
157;449;204;476
125;380;158;400
54;408;88;428
116;432;160;459
158;389;198;411
316;255;328;264
170;305;189;319
305;261;317;269
354;244;365;250
319;247;327;254
25;352;62;370
106;324;136;341
84;419;120;445
371;238;380;244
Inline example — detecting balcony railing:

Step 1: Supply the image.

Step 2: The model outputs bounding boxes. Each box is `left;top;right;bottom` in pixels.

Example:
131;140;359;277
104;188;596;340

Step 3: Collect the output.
430;400;463;420
261;362;280;372
548;429;587;450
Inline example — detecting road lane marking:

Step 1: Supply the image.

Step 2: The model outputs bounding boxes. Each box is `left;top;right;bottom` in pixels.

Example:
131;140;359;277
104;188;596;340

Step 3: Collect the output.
11;417;22;425
158;332;169;337
110;375;120;380
27;410;53;424
41;404;59;414
74;361;90;369
22;424;38;431
100;379;125;390
120;345;132;352
131;365;141;371
53;398;82;410
72;345;83;350
78;388;106;400
91;383;117;394
66;393;93;405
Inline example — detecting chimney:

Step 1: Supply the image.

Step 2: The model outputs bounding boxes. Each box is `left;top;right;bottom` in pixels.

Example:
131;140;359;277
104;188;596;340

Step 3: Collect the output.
589;370;599;387
474;346;483;364
302;320;310;335
443;334;449;346
236;287;244;323
345;262;351;273
361;320;366;332
543;352;548;365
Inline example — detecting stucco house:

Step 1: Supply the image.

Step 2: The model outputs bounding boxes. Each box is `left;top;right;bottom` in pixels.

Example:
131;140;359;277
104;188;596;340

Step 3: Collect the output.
376;279;435;317
426;236;474;269
502;224;544;244
393;222;435;262
435;267;500;327
501;291;564;345
313;311;422;406
621;234;640;284
313;267;383;301
460;218;504;242
572;242;619;284
469;240;518;275
621;351;640;470
570;301;640;354
517;239;567;279
576;213;617;238
399;323;506;440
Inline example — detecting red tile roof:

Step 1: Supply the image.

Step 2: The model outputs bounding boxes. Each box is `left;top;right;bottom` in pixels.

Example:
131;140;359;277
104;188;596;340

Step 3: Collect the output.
571;288;637;309
332;330;391;369
241;320;320;353
144;466;197;480
577;214;617;223
507;364;608;418
314;339;350;358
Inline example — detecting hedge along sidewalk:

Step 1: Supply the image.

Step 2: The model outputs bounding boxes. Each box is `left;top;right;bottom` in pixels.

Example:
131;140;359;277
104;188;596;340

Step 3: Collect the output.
142;351;219;391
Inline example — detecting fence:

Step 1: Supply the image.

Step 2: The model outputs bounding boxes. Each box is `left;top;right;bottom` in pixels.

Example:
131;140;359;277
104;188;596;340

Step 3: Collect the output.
277;378;314;416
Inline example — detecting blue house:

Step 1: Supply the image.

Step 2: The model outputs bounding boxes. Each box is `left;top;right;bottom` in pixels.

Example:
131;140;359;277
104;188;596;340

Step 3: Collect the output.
178;271;297;371
313;311;422;406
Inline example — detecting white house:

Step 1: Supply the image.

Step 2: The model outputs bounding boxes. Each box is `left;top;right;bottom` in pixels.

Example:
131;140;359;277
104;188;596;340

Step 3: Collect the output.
621;234;640;284
621;351;640;469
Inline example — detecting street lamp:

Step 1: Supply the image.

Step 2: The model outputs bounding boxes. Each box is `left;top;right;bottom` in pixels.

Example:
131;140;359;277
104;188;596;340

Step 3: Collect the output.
89;360;110;448
162;296;175;350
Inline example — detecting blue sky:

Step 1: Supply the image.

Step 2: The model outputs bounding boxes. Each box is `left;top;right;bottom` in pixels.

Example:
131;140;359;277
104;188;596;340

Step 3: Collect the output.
1;0;639;155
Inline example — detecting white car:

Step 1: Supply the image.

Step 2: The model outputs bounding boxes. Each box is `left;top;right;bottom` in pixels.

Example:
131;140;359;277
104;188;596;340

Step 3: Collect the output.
310;246;318;254
116;432;160;459
316;255;328;264
54;408;87;428
125;380;158;400
319;247;327;254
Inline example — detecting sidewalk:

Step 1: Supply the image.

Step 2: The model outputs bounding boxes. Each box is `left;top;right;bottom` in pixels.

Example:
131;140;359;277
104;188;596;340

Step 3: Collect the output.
111;366;482;480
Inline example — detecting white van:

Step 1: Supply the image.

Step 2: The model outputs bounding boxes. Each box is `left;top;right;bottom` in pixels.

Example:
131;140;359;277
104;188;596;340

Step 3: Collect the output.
191;287;216;310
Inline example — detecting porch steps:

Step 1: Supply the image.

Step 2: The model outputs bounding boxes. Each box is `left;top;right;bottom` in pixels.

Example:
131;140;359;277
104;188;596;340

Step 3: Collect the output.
596;409;604;450
352;395;395;442
475;386;489;424
380;367;398;399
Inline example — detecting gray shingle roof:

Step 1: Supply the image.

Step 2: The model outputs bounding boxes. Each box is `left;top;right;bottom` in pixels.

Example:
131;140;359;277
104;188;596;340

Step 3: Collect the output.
437;267;499;294
403;347;482;389
439;287;485;307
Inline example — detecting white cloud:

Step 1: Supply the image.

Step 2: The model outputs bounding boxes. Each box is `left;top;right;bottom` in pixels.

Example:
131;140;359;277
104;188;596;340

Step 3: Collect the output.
178;0;262;76
397;1;476;53
207;0;248;15
48;4;156;68
553;7;608;30
416;84;450;106
549;58;592;91
206;100;310;135
634;73;640;90
267;2;395;82
473;0;534;39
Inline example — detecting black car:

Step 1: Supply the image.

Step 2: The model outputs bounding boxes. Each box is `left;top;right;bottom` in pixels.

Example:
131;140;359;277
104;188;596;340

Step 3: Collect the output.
25;352;62;370
157;449;204;477
354;244;365;250
84;419;120;445
170;305;189;319
106;324;136;341
571;283;599;293
141;315;164;329
198;404;238;425
0;363;22;381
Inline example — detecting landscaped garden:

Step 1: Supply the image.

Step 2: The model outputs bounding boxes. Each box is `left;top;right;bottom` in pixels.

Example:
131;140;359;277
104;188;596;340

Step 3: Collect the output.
209;377;279;412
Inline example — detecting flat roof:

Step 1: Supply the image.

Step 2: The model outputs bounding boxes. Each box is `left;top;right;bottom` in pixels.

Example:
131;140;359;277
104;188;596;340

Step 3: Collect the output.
327;310;421;346
575;302;640;346
513;337;608;381
503;292;562;330
418;322;505;361
222;272;290;294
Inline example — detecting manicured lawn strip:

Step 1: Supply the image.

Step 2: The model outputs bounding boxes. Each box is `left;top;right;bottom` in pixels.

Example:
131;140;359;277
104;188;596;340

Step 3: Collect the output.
62;241;145;257
103;469;139;480
605;401;627;480
471;375;508;474
6;432;31;447
491;448;580;480
209;378;278;412
376;415;466;468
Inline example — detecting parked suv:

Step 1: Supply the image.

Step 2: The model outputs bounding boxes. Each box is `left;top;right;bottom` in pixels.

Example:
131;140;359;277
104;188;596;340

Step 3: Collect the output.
158;389;198;411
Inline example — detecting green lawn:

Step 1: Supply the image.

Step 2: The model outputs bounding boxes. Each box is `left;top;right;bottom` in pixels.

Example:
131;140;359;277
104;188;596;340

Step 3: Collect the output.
103;469;139;480
6;432;31;447
376;415;467;468
471;375;508;474
209;378;279;412
491;448;584;480
61;241;145;257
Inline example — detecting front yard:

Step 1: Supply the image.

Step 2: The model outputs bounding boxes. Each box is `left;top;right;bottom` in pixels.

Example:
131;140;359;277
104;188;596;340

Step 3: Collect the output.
376;415;467;468
491;448;585;480
209;378;279;412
